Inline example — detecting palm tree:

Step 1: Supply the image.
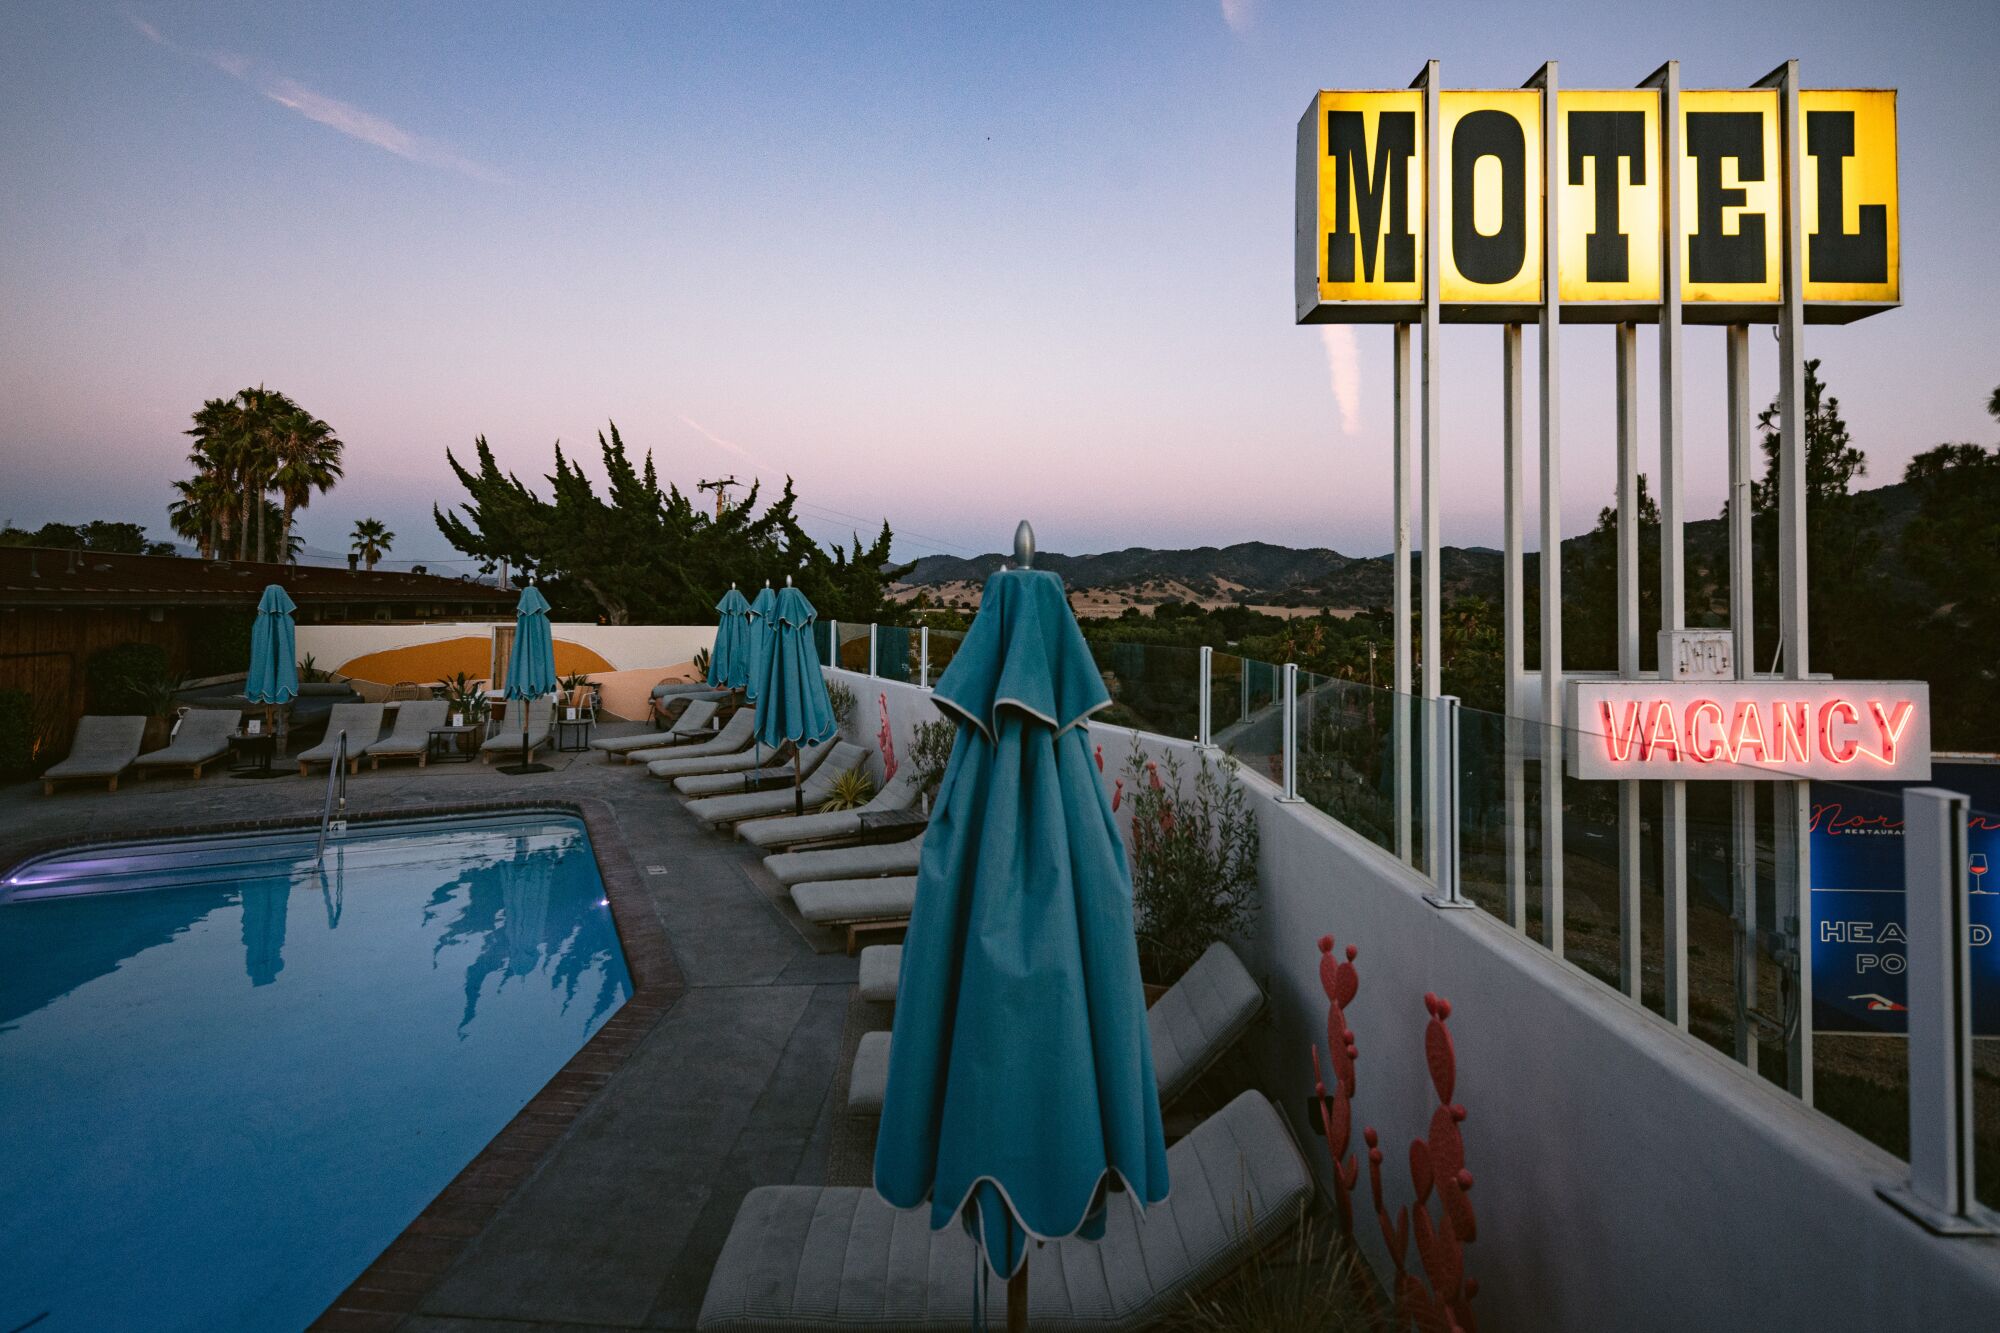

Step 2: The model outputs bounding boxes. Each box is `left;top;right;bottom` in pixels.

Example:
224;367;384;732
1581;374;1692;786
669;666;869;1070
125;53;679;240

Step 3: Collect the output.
168;472;231;557
350;518;395;570
269;402;344;563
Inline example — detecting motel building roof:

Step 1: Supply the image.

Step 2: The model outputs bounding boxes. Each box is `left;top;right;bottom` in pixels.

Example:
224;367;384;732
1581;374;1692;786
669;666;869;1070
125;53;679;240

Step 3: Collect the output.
0;546;516;618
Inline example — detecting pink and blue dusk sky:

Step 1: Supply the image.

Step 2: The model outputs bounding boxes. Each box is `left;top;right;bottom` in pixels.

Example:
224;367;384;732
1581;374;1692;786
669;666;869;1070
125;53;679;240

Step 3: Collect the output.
3;1;1996;568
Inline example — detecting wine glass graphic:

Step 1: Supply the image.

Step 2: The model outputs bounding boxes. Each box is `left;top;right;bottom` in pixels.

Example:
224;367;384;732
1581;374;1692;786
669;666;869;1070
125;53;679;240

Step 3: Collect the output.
1972;853;1991;895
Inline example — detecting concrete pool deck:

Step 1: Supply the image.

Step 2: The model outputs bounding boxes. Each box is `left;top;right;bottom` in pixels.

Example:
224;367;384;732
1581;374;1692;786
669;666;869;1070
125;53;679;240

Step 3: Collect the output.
0;724;871;1332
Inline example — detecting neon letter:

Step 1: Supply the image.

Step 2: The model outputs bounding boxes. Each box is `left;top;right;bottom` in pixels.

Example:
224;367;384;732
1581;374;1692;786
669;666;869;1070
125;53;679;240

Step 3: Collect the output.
1686;699;1728;763
1599;699;1646;763
1645;699;1683;763
1818;699;1861;765
1775;702;1811;767
1866;699;1915;765
1730;700;1770;765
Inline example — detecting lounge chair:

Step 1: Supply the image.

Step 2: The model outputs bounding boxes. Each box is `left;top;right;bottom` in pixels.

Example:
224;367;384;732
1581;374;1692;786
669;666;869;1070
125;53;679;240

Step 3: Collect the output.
847;940;1264;1114
365;700;451;768
132;708;241;780
789;875;917;953
40;716;146;795
735;768;923;850
648;737;776;784
630;708;755;766
683;742;870;829
672;740;830;797
763;832;926;888
296;703;386;775
857;944;900;1003
591;699;721;761
695;1090;1311;1332
480;699;554;763
650;683;732;723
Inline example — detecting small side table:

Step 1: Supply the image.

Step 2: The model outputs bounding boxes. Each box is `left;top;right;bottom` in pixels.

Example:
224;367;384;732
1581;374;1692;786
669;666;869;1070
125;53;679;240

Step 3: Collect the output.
858;808;928;841
556;715;595;752
229;732;280;780
427;724;482;765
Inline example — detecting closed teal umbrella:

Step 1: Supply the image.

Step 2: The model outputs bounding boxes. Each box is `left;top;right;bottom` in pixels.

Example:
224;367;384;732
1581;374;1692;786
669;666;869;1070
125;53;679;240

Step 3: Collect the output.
742;581;778;702
875;530;1168;1324
245;584;298;707
501;585;557;775
749;580;836;813
708;585;752;689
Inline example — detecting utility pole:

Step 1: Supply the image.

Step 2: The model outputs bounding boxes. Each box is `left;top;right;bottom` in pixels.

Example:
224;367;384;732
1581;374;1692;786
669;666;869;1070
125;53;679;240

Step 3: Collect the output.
697;476;739;518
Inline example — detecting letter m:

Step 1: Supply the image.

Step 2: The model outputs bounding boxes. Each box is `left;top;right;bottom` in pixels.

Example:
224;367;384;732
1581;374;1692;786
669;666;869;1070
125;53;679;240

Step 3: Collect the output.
1328;110;1417;284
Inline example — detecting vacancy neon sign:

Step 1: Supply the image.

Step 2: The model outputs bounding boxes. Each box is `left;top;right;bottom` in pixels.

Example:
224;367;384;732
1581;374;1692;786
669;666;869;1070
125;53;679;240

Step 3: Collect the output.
1567;681;1931;782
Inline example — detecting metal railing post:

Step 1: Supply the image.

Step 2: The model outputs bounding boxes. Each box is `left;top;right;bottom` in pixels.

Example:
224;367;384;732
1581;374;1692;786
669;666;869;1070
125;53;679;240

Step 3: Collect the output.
1880;787;1994;1234
1278;663;1302;802
1197;645;1213;747
1426;696;1471;909
867;624;878;677
919;626;931;689
826;619;838;670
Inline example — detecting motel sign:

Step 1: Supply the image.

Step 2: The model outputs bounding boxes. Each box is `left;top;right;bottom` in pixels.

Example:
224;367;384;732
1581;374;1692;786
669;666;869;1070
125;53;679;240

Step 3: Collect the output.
1295;87;1898;323
1567;681;1931;782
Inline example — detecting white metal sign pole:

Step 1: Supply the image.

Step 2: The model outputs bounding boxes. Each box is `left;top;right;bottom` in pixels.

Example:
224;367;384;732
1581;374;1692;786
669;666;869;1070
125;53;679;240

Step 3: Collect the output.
1615;320;1644;999
1417;57;1443;880
1531;60;1564;955
1393;323;1414;864
1656;59;1691;1030
1502;323;1528;931
1727;322;1759;1069
1761;57;1814;1102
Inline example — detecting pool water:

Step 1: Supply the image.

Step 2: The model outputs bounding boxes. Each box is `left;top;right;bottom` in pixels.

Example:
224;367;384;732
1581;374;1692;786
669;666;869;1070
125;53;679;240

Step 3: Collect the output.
0;812;631;1332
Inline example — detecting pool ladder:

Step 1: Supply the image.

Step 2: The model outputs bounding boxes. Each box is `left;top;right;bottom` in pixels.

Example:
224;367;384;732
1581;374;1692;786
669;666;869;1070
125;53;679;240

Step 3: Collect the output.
315;729;348;867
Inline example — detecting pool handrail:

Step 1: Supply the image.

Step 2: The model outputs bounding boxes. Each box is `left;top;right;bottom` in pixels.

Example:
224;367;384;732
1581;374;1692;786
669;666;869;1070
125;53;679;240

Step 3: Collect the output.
315;730;347;866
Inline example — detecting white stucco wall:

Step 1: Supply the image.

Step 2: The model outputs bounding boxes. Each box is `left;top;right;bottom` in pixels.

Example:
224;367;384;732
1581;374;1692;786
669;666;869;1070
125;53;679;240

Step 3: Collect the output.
837;668;2000;1331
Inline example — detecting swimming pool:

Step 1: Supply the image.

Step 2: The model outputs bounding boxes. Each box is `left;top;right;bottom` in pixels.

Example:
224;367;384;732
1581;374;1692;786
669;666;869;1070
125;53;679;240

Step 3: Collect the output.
0;810;631;1332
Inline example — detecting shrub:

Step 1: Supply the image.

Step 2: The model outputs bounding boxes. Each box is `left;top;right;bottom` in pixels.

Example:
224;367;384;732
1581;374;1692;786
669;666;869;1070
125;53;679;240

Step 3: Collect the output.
0;689;34;779
827;678;857;731
85;643;170;714
818;767;876;812
1121;741;1259;983
908;717;956;796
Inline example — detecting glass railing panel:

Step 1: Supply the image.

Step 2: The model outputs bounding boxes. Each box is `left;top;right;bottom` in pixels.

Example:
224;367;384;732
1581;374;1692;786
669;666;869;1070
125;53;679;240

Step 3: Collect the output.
872;625;912;684
812;621;833;667
925;628;966;684
1975;796;2000;1211
1213;654;1282;788
835;622;870;673
1295;672;1421;868
1085;640;1201;742
1453;703;1524;929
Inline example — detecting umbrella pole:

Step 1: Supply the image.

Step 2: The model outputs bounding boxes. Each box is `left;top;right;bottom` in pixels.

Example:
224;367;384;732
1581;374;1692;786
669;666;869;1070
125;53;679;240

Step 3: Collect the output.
1007;1258;1027;1333
793;748;803;817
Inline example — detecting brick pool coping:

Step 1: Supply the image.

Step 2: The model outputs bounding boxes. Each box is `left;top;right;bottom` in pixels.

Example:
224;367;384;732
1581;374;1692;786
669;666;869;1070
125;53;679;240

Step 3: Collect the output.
0;798;684;1333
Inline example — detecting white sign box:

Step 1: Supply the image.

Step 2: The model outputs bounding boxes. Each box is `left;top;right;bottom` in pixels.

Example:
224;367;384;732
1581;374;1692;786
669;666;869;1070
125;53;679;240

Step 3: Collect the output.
1660;629;1732;681
1567;680;1931;782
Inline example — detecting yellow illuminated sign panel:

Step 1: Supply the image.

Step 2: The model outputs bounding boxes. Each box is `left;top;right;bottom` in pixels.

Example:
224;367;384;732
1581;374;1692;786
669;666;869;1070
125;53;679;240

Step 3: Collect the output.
1301;90;1424;308
1678;90;1782;304
1800;89;1898;304
1296;81;1898;323
1556;89;1661;304
1439;91;1542;304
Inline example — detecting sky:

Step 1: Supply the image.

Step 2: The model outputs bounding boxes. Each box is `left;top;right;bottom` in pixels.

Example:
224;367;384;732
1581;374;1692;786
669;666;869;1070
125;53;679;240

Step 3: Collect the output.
2;1;1997;570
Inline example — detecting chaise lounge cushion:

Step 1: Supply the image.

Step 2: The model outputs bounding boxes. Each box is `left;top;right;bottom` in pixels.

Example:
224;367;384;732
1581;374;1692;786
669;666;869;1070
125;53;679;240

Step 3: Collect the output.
132;708;241;771
846;941;1261;1115
763;833;926;888
366;700;451;758
297;703;386;764
592;699;721;755
684;743;869;828
790;876;916;928
695;1090;1311;1332
857;945;901;1003
480;699;554;754
629;709;756;766
673;739;834;797
736;769;922;849
41;716;146;784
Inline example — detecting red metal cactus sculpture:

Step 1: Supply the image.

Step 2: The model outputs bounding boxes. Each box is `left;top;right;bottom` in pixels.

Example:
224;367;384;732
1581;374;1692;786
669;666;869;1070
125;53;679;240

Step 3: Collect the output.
1308;934;1362;1235
1309;935;1480;1332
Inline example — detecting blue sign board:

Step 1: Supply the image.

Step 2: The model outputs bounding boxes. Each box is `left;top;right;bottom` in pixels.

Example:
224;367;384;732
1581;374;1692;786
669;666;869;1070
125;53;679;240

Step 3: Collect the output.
1810;763;2000;1035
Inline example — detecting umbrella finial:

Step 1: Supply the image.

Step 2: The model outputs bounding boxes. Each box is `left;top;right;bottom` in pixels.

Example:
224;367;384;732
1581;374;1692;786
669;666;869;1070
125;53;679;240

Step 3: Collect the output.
785;573;793;586
1013;520;1035;569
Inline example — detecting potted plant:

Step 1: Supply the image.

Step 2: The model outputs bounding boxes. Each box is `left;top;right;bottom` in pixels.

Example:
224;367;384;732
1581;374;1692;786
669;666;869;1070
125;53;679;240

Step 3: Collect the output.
125;673;182;751
1120;741;1260;991
907;717;956;816
441;672;489;729
827;678;857;732
818;768;876;813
